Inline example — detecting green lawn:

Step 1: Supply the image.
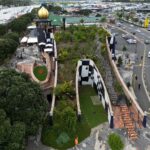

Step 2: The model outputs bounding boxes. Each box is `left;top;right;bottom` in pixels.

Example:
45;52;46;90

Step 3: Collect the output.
79;85;107;128
33;65;48;81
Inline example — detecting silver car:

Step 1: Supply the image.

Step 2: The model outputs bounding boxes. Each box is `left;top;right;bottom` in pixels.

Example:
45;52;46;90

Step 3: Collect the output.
144;40;150;44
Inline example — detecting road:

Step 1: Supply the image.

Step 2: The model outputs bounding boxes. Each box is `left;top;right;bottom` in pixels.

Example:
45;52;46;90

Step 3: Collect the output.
108;22;150;112
120;22;150;111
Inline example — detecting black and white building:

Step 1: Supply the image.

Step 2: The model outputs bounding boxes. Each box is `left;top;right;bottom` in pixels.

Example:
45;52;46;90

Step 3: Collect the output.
37;27;54;54
76;59;114;128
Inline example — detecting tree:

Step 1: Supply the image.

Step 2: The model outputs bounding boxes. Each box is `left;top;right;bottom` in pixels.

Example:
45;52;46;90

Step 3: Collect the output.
125;14;129;21
80;19;84;24
117;56;123;67
0;109;11;147
0;25;7;36
122;45;127;51
0;69;47;136
116;11;123;19
101;16;106;22
47;5;62;14
0;109;25;150
3;32;19;44
139;20;143;26
6;143;21;150
0;38;18;64
8;13;33;34
108;133;124;150
96;13;101;17
10;122;25;144
74;9;92;16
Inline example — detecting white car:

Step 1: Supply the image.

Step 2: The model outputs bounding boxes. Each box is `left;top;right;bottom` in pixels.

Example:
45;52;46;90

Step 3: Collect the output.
136;29;141;33
122;34;126;38
122;26;126;29
116;22;122;27
127;39;137;44
148;51;150;58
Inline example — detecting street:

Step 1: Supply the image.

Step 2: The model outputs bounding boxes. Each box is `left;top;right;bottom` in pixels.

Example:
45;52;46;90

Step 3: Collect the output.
108;23;150;112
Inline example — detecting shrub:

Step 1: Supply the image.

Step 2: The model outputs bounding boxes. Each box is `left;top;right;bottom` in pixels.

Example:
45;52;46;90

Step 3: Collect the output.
0;24;7;36
53;101;77;134
117;56;123;67
54;81;75;99
8;13;33;34
0;38;18;64
108;133;124;150
122;45;127;51
101;43;107;56
58;49;69;61
114;81;123;94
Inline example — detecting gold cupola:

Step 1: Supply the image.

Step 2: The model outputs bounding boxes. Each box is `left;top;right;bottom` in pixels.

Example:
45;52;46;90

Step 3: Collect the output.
38;6;49;19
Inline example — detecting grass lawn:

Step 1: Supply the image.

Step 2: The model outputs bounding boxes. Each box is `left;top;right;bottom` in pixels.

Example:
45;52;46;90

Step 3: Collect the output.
33;65;48;81
41;120;91;150
79;85;107;128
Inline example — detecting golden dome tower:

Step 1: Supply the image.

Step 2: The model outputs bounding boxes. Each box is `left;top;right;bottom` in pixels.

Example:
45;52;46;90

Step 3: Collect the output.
38;6;49;19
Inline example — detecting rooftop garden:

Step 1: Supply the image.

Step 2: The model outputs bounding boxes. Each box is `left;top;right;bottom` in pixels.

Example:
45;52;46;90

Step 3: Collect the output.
41;25;110;149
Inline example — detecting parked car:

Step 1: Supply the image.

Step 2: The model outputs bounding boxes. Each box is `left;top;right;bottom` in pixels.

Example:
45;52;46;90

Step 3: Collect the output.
148;51;150;58
122;34;126;38
135;28;141;33
144;40;150;44
127;39;137;44
132;31;136;35
122;34;132;40
112;32;119;36
116;22;122;27
122;26;126;29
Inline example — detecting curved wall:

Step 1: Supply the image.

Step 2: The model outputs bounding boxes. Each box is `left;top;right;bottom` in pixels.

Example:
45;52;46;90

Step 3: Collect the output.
76;59;114;128
106;36;147;127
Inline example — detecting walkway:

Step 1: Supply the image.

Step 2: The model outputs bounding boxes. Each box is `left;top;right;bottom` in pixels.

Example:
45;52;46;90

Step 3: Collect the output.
120;105;138;140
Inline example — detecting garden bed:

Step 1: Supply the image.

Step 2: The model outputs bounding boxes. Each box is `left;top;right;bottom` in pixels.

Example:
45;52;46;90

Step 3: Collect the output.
33;65;48;81
41;25;110;149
